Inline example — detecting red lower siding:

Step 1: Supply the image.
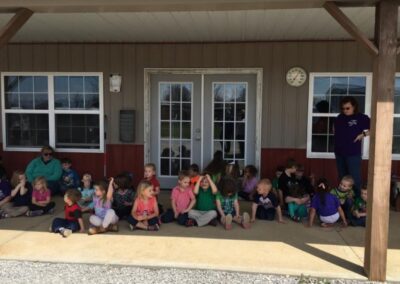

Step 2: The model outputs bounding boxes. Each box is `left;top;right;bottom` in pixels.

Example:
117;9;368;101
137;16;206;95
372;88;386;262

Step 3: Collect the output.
1;145;399;187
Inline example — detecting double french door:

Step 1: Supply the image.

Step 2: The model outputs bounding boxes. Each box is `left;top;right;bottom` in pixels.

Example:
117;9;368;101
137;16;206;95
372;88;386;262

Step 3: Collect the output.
149;72;259;188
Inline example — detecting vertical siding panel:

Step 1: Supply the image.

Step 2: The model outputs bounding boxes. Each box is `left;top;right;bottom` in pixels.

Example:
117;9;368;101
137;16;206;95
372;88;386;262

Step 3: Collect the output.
32;44;46;71
96;44;111;142
45;45;58;71
148;44;162;68
341;42;358;72
243;43;259;68
327;42;343;72
175;44;190;68
188;44;203;68
282;43;298;148
269;42;284;147
19;44;33;71
259;42;273;148
83;45;97;71
217;43;229;67
162;44;176;68
229;43;242;68
58;45;71;71
135;44;149;144
202;43;217;68
109;44;124;144
311;42;328;72
8;45;21;71
122;44;136;109
356;43;372;72
70;44;84;71
0;46;9;142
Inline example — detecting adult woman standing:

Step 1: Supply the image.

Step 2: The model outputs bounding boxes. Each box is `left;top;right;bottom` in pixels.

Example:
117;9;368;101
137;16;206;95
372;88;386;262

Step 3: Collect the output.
25;146;62;195
334;97;370;197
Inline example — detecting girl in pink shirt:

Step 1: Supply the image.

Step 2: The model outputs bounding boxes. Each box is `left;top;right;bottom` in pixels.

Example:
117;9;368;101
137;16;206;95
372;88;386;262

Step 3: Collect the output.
161;171;196;226
127;181;160;231
27;176;55;217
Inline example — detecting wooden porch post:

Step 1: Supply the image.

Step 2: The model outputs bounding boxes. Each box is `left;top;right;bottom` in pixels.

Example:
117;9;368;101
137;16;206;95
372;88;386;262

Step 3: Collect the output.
364;0;398;281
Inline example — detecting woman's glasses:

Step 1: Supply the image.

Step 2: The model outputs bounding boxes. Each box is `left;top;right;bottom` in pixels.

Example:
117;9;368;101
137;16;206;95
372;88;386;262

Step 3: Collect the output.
342;107;352;111
43;152;53;156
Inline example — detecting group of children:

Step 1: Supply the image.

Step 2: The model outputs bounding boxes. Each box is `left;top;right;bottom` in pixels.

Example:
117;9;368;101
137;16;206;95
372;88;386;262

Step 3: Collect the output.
0;155;368;238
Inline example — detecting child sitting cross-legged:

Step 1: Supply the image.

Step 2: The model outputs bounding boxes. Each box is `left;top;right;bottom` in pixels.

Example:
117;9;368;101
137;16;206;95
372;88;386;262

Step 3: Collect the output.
330;175;355;219
51;188;85;238
307;178;347;228
27;176;56;217
88;178;119;235
216;177;251;230
285;183;309;222
251;179;284;223
112;174;135;220
127;181;160;231
161;171;197;227
188;174;218;227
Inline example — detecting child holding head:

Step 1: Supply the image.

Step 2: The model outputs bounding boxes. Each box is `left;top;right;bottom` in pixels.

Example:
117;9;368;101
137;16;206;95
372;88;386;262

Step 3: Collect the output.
127;181;160;231
60;158;80;194
88;178;119;235
51;189;84;237
239;165;258;201
251;179;284;223
0;171;30;219
161;171;196;226
350;184;367;227
78;173;95;213
27;176;56;217
112;174;135;219
188;174;218;227
330;175;355;218
308;178;347;228
143;163;160;196
216;177;251;230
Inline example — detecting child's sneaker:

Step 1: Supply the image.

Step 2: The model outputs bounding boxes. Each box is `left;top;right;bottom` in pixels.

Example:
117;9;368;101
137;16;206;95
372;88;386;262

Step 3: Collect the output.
26;210;44;217
241;212;251;229
0;212;9;219
185;219;195;227
88;227;99;235
60;228;72;238
291;215;301;222
225;214;233;230
208;218;218;226
108;224;119;232
129;224;135;231
147;224;159;231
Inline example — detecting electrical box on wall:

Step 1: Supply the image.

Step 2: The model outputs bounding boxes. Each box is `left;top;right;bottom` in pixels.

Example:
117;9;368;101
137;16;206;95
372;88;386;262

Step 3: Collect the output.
119;110;135;143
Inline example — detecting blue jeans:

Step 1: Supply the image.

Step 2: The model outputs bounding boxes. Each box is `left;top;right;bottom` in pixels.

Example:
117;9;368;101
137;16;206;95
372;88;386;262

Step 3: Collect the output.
127;215;159;226
51;218;80;232
160;209;189;225
335;154;362;197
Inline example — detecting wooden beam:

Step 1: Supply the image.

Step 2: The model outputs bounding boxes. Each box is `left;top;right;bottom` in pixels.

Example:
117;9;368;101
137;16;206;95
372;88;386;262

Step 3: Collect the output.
0;8;33;48
323;1;379;56
364;0;398;281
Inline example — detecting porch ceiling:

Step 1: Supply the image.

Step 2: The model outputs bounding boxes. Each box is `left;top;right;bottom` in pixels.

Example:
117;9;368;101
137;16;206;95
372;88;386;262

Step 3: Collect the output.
0;7;399;43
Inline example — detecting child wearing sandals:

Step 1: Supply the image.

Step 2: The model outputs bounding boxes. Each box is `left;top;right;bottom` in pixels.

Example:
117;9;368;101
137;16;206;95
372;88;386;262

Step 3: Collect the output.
51;188;84;237
216;177;251;230
251;179;284;223
27;176;56;217
88;178;119;235
161;171;197;226
188;174;218;227
127;181;160;231
307;178;347;228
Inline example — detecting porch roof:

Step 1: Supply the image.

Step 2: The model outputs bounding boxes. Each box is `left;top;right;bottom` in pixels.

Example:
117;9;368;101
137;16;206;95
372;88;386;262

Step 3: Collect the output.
0;0;397;43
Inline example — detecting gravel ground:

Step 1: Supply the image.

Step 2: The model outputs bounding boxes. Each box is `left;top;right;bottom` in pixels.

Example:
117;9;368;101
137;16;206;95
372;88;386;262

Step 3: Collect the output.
0;260;383;284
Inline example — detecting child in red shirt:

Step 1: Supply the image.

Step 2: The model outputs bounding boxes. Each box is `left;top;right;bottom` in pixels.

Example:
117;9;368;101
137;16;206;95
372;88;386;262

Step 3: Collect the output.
51;189;84;237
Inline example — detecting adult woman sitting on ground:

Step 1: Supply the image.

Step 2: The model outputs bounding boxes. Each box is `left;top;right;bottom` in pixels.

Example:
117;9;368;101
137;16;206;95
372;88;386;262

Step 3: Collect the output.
25;146;62;195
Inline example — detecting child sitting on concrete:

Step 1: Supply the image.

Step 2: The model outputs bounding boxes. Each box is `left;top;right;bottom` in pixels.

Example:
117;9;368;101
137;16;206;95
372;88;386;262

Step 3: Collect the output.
188;174;218;227
78;173;95;213
216;177;250;230
112;174;135;219
251;179;284;223
60;158;80;194
286;183;309;222
350;184;367;227
330;175;355;219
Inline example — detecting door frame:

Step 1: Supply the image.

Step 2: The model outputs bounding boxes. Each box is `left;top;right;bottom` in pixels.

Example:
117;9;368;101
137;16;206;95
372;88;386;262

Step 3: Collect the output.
144;68;263;174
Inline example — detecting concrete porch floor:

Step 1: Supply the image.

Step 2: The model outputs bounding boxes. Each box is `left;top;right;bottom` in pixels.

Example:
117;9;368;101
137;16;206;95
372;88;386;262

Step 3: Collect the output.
0;192;399;281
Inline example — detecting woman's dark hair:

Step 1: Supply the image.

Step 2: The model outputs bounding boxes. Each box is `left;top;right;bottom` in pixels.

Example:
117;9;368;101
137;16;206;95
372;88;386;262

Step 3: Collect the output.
219;177;238;197
204;150;226;175
340;96;359;114
244;165;258;177
315;178;330;206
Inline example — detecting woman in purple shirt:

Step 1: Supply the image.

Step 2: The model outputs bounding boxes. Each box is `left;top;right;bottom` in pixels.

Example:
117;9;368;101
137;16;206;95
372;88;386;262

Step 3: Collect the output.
334;97;370;197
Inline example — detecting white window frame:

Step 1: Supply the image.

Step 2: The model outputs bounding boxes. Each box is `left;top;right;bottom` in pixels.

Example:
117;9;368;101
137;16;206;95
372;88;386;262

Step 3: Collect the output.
1;72;104;153
307;72;372;160
393;73;400;160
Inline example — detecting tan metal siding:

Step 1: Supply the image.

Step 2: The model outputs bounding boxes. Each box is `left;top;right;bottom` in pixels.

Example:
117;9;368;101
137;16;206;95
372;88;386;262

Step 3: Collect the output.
0;41;383;148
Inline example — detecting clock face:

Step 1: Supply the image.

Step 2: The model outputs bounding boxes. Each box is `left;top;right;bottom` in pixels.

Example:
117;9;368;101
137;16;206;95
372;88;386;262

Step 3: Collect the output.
286;67;307;87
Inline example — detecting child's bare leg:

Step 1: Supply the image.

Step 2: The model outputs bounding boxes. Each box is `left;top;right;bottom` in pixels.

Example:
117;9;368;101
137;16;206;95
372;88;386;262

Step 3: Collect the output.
136;222;148;230
278;190;284;207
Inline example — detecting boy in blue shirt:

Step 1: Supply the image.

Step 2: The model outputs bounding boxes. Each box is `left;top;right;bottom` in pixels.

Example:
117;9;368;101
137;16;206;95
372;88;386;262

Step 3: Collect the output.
60;158;80;194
